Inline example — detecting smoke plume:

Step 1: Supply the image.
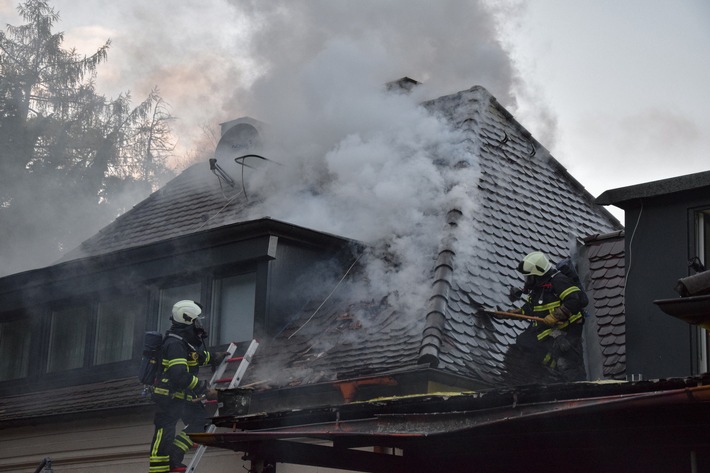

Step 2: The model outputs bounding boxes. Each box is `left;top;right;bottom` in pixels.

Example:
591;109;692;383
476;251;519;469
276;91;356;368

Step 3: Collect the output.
2;0;519;288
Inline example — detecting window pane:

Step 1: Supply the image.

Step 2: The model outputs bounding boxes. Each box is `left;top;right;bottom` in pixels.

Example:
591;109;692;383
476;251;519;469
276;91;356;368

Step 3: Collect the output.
214;273;255;345
0;319;31;380
95;296;139;364
158;283;201;334
48;306;91;372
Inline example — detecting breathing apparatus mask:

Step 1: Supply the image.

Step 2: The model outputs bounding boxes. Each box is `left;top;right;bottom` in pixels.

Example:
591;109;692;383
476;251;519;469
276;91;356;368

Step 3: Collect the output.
193;317;208;343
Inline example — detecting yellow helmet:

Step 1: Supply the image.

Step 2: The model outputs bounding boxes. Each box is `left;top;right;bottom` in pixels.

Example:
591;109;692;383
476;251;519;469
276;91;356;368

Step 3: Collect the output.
517;251;552;276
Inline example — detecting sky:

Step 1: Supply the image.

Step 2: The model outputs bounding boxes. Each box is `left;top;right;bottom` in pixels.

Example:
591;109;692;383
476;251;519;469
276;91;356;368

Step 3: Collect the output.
1;0;709;229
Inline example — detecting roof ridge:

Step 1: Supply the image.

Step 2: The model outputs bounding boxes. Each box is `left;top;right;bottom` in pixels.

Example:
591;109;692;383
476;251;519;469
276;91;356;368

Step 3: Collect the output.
418;209;462;367
583;230;626;244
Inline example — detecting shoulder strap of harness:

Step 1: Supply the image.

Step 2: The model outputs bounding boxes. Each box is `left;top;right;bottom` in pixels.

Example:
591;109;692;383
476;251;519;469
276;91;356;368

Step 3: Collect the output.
166;332;197;352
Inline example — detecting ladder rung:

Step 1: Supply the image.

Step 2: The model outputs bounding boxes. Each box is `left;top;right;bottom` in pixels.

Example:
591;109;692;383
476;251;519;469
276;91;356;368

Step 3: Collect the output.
188;339;258;473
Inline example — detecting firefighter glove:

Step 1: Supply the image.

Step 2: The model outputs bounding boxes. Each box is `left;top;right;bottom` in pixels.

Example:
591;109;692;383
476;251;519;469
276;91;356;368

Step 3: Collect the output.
205;387;219;401
543;312;561;326
213;351;229;366
552;305;572;322
508;286;524;302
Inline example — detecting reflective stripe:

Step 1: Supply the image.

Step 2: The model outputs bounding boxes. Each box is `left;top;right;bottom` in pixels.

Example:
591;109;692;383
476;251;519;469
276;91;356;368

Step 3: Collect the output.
152;387;196;400
559;286;581;300
172;391;196;400
149;466;170;473
188;375;200;390
542;353;556;368
533;301;560;313
174;432;193;452
151;428;164;457
165;358;188;368
150;428;170;473
536;313;583;341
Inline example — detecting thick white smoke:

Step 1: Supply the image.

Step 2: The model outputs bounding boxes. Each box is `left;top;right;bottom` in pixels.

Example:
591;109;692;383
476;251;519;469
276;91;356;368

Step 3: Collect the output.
239;37;482;312
1;0;510;285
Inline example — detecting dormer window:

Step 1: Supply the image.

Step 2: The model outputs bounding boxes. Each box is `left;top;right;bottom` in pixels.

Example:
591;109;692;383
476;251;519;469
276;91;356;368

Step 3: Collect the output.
156;272;256;347
212;272;256;345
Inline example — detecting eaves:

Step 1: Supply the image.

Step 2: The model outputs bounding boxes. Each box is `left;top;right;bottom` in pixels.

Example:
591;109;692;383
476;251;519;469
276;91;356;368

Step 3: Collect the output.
596;170;710;208
0;217;360;300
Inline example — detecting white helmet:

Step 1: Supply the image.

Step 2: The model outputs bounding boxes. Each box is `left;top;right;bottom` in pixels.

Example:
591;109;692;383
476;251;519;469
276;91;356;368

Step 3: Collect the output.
171;300;203;325
517;251;552;276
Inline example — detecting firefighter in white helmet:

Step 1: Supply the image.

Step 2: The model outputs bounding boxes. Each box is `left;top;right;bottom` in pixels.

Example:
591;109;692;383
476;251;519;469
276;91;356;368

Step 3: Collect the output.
508;251;588;382
148;300;228;473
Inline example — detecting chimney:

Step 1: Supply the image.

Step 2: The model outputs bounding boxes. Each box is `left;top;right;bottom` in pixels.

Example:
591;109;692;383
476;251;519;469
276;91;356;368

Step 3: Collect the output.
385;76;420;94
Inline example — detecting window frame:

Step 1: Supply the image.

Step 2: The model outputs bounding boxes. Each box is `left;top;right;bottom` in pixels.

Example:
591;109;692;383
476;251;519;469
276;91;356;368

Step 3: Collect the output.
210;270;258;346
691;207;710;375
46;301;95;374
94;294;144;366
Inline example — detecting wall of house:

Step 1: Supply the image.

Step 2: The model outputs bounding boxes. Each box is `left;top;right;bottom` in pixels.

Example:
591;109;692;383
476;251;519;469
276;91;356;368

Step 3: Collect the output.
0;411;359;473
624;188;710;379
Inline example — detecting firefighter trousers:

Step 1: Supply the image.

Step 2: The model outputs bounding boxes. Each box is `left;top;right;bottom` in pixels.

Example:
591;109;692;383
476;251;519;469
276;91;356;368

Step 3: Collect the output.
149;394;208;472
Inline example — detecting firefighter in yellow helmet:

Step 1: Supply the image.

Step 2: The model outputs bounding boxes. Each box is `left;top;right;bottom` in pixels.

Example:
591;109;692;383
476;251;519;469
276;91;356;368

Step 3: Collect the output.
509;251;588;382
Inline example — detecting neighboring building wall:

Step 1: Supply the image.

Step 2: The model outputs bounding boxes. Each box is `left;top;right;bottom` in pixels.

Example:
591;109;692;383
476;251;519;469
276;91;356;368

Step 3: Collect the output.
622;188;710;379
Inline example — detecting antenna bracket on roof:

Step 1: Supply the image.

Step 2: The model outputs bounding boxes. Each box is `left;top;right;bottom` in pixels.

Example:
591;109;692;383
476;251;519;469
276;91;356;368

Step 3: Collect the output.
209;158;236;187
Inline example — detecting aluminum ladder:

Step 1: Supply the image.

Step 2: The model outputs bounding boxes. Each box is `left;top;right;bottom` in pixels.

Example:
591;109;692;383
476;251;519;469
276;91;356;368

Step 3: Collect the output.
182;339;259;473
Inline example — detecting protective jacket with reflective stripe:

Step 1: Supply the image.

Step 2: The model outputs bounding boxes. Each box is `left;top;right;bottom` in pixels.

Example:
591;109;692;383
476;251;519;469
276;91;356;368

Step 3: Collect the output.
153;330;214;399
521;270;586;339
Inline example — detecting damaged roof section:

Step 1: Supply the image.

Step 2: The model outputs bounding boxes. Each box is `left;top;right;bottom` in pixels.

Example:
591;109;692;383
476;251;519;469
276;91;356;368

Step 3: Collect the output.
244;86;622;391
244;295;423;391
